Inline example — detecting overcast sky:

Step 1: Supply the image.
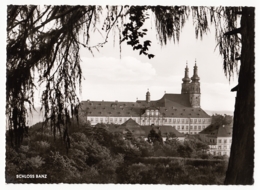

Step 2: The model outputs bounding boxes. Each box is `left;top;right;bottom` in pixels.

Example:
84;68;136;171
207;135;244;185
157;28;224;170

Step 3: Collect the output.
78;10;238;112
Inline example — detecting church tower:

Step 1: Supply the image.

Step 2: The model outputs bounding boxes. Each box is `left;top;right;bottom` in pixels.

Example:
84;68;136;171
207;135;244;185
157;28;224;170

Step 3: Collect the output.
181;63;190;94
146;89;150;103
189;61;201;108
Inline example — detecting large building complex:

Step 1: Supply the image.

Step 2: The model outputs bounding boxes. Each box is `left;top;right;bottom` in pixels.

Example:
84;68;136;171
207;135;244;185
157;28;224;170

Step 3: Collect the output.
79;62;211;134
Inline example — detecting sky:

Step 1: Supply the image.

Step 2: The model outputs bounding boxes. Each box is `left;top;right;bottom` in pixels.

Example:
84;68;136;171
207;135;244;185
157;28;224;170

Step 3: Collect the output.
78;9;238;112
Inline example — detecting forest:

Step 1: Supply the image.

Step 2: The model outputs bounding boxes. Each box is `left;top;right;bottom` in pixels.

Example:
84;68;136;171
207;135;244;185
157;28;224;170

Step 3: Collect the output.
6;118;228;184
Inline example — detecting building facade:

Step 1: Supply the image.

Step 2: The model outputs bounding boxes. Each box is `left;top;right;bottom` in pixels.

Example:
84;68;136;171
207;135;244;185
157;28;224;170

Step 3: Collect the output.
199;125;232;156
79;62;211;134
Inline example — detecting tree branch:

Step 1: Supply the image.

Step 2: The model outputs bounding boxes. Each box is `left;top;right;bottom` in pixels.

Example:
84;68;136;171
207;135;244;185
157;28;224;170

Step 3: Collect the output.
224;28;241;36
33;6;83;32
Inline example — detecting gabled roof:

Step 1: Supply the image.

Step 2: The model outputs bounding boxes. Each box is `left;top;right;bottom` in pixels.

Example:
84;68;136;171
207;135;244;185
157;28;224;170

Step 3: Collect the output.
120;118;140;127
116;118;146;136
199;124;219;135
136;94;191;108
217;126;233;137
199;124;232;137
80;102;142;117
162;94;191;107
158;107;210;118
140;125;185;137
80;93;211;118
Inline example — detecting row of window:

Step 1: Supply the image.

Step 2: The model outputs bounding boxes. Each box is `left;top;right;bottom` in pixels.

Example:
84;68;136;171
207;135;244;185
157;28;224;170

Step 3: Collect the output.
175;125;206;130
218;139;232;143
164;118;211;124
145;110;159;116
208;138;232;144
89;117;211;129
181;132;199;135
90;117;138;123
212;151;228;156
218;145;231;150
141;118;211;124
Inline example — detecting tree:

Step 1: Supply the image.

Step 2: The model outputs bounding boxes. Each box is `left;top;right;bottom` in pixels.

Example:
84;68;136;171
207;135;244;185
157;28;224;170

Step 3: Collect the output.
211;114;233;126
147;128;163;144
7;5;254;184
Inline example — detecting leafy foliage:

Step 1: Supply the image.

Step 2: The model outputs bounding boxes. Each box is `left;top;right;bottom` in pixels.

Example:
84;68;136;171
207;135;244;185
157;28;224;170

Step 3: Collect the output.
6;121;228;183
211;114;233;126
147;128;163;144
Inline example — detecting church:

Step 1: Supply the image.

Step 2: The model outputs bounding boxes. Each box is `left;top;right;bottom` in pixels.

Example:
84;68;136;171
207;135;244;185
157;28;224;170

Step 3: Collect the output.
79;62;212;135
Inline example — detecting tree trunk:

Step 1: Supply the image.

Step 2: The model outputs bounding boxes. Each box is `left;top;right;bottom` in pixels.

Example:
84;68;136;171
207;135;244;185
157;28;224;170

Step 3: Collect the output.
224;7;255;184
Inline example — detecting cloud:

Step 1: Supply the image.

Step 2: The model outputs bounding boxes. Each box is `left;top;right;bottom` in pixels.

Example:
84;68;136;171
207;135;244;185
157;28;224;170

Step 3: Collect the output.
81;56;156;82
201;82;236;111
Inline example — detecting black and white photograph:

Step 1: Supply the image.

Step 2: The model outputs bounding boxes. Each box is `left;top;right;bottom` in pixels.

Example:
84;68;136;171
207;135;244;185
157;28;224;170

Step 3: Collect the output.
3;0;257;186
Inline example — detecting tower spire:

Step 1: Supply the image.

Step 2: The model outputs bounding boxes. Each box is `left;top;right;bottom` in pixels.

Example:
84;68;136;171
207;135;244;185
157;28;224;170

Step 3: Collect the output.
191;60;200;82
181;62;190;94
182;61;190;83
189;60;201;108
146;89;150;103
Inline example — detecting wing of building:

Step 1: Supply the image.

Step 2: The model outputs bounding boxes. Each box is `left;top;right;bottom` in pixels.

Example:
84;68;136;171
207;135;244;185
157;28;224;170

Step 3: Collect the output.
79;62;211;135
199;124;233;156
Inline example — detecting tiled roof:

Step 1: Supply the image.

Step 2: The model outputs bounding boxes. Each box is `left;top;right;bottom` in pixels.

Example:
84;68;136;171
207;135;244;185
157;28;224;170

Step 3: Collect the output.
217;126;233;137
199;124;219;135
199;124;232;137
140;125;185;137
163;94;191;107
136;94;191;108
80;94;210;118
116;118;146;136
106;118;185;138
158;107;210;118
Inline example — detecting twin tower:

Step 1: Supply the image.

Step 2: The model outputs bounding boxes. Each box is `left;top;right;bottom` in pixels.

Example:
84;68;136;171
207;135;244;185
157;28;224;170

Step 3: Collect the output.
145;61;201;108
181;62;201;108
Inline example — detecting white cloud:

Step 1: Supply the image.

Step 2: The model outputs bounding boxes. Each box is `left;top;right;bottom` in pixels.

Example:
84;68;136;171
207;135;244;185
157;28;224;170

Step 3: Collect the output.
81;56;156;82
201;82;236;111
